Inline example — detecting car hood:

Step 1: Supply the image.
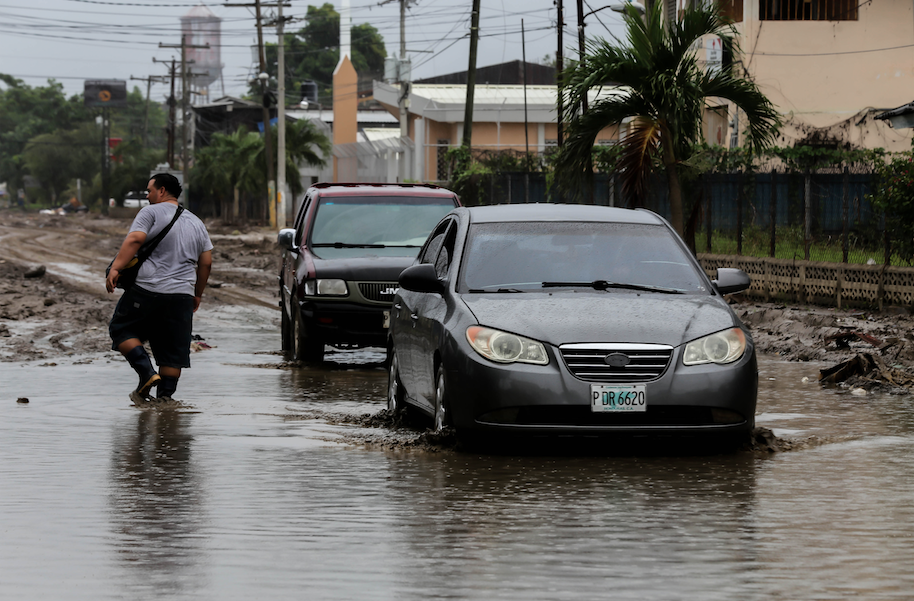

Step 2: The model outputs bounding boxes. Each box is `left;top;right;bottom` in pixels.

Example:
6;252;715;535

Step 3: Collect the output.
311;255;414;281
460;292;740;347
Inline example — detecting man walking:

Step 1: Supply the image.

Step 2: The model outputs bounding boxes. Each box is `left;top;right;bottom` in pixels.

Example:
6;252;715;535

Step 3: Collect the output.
106;173;213;405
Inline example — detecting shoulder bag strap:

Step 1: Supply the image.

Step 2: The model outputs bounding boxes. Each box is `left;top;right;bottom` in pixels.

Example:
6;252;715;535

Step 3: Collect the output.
135;205;185;264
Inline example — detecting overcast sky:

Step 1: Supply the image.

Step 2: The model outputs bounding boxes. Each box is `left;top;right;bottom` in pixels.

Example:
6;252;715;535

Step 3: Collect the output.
0;0;628;103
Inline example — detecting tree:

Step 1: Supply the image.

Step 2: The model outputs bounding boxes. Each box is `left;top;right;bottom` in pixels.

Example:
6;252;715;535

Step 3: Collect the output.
22;123;99;204
0;75;92;192
192;119;329;222
554;3;780;236
260;4;387;104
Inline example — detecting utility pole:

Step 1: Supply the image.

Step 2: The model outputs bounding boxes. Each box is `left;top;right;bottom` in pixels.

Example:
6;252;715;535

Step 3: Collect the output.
556;0;564;147
225;2;289;225
276;0;287;228
153;58;178;167
130;74;168;146
461;0;481;149
160;37;209;204
576;0;587;114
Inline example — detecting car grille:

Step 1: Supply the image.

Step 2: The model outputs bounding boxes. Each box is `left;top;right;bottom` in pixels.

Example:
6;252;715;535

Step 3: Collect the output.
358;282;399;303
559;343;674;383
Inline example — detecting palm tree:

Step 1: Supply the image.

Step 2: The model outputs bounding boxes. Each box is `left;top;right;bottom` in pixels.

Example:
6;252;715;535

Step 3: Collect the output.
555;2;780;236
193;128;264;223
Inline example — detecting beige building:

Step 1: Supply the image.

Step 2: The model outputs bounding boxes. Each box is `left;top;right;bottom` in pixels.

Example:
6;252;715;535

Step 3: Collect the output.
373;81;621;183
709;0;914;150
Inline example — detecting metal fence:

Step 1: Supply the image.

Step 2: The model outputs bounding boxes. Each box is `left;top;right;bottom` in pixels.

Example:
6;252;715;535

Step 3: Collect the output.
466;164;900;266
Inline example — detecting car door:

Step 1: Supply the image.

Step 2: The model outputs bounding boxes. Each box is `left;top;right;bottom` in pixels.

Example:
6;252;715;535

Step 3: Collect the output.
413;221;458;405
283;193;313;319
393;219;451;408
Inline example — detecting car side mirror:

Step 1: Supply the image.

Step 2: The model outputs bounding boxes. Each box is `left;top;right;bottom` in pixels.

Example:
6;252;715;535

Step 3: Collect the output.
712;268;751;295
399;263;444;294
278;228;297;252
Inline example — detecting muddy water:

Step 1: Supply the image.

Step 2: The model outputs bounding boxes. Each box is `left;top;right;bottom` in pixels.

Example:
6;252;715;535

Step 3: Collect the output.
2;306;914;600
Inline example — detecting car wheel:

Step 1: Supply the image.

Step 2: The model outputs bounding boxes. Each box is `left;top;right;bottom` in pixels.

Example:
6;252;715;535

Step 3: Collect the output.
387;350;405;412
433;365;450;432
292;308;324;363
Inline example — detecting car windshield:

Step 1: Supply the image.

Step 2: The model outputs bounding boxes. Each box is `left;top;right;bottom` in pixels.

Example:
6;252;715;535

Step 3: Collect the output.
310;195;456;258
460;221;708;294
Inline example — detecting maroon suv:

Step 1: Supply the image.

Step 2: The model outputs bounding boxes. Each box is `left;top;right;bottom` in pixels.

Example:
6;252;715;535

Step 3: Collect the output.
277;183;461;362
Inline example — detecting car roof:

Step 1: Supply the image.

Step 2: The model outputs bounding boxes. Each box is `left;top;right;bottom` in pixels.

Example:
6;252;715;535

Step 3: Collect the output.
460;204;666;225
310;182;458;199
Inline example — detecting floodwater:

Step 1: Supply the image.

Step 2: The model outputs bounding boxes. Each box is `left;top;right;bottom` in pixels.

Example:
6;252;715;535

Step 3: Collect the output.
2;305;914;600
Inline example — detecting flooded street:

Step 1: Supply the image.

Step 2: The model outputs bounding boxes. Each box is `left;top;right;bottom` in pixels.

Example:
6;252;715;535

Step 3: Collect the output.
2;304;914;600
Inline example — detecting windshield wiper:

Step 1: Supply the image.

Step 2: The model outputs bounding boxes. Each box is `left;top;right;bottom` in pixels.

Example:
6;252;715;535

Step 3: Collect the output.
541;280;684;294
313;242;386;249
468;288;526;293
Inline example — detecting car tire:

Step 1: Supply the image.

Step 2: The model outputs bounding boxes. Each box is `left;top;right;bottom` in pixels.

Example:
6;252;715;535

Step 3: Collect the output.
280;290;292;355
387;350;406;412
433;365;450;432
292;307;324;363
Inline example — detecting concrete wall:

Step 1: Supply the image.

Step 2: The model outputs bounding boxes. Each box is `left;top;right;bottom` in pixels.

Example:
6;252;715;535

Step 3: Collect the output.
735;0;914;151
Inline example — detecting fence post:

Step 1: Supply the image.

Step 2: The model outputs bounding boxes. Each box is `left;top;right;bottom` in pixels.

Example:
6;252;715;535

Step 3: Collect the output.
770;168;777;257
842;166;849;263
737;170;744;256
804;170;812;261
705;177;712;253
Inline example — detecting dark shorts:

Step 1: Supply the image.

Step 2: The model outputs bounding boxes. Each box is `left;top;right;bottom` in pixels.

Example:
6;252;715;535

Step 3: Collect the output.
109;286;195;368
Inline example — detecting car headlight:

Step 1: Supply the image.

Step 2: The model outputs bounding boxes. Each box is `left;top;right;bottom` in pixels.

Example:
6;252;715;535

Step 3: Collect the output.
683;328;747;365
466;326;549;365
303;279;348;296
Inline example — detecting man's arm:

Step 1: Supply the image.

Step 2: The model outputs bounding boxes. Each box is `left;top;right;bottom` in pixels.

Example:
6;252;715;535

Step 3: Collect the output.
193;249;213;312
106;231;147;293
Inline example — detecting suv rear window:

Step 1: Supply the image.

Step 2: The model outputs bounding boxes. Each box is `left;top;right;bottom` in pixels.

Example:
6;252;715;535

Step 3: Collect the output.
310;195;455;258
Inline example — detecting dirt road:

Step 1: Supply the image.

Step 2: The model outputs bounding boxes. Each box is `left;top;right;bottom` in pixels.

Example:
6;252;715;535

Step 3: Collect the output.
3;208;914;387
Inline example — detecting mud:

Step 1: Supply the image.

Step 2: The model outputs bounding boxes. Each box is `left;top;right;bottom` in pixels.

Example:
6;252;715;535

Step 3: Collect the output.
4;208;914;454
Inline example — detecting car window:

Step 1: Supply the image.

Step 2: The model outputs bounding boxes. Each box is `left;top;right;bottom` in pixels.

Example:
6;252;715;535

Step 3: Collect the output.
434;224;457;279
420;220;451;265
459;222;708;293
294;194;313;247
309;195;455;259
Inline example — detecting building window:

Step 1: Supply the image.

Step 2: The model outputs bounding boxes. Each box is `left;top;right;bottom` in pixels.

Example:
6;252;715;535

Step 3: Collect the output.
760;0;857;21
717;0;743;22
436;140;450;181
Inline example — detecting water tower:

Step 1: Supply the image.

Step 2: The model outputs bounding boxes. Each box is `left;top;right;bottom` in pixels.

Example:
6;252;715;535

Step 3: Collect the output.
181;4;223;102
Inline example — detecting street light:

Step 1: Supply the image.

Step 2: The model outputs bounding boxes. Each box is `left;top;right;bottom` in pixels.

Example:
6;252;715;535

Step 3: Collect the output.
609;0;646;14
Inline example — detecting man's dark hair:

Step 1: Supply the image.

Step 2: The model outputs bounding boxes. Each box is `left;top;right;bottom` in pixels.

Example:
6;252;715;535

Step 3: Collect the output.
150;173;183;199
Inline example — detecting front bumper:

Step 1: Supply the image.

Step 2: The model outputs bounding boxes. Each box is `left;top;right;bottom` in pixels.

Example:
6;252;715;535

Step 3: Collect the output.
299;299;389;348
444;339;757;436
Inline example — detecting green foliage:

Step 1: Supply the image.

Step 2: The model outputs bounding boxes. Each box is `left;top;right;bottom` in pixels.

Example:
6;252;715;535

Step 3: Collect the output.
868;146;914;263
552;3;780;234
446;146;492;206
259;4;387;103
0;75;93;192
108;138;166;204
192;119;330;207
22;123;99;203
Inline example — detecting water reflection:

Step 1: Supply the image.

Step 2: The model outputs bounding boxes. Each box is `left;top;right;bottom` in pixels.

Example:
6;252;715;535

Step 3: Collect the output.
380;452;762;600
107;409;206;596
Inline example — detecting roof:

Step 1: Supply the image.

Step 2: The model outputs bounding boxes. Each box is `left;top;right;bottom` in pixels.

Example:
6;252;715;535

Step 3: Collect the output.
415;60;555;86
309;183;458;199
875;101;914;120
373;81;627;123
286;109;398;125
462;204;664;225
875;101;914;128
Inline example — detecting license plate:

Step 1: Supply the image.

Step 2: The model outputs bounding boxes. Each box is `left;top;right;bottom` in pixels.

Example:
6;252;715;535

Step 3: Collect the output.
382;310;390;329
591;384;647;412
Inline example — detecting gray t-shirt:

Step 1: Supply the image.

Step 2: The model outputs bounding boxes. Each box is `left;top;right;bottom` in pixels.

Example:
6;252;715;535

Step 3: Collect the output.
129;202;214;296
